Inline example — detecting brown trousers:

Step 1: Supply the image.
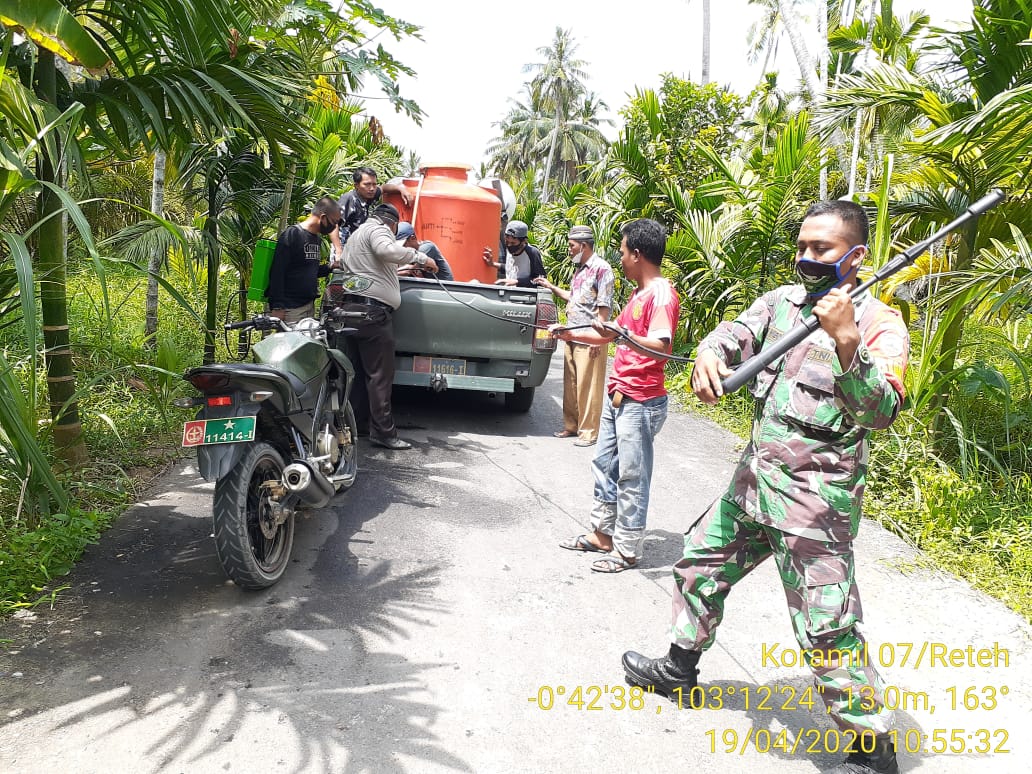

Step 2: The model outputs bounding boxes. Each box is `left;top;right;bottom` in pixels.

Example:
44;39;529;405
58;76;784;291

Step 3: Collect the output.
562;341;608;442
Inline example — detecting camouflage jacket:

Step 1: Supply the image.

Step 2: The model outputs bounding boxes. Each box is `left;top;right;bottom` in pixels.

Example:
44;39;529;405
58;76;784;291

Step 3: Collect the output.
697;286;909;542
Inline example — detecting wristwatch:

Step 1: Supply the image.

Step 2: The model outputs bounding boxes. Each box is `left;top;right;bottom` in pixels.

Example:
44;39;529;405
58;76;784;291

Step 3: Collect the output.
415;253;427;267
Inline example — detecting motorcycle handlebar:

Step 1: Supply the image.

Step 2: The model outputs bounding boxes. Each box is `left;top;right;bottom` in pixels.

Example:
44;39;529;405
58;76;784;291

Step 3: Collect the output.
327;308;371;321
223;315;289;332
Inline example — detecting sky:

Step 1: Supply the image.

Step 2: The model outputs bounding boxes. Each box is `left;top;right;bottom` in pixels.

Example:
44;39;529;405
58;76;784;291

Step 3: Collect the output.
355;0;975;173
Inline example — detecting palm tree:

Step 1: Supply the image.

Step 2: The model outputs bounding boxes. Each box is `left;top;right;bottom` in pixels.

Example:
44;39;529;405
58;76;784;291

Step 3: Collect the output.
486;85;553;181
741;73;794;157
550;91;611;187
775;0;850;186
819;0;1030;424
0;65;82;516
826;0;930;192
747;0;783;81
2;0;310;463
526;27;591;203
701;0;712;84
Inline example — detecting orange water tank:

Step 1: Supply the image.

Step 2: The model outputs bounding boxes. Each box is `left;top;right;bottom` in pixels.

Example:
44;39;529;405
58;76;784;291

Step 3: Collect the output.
383;164;502;283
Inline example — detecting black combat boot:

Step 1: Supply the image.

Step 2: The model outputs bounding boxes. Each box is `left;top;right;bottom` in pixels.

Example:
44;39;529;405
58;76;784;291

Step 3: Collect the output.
826;734;898;774
621;644;700;702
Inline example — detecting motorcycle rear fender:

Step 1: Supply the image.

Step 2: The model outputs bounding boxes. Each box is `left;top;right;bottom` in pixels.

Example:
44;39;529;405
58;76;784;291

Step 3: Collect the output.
185;364;300;414
197;443;246;482
327;347;355;403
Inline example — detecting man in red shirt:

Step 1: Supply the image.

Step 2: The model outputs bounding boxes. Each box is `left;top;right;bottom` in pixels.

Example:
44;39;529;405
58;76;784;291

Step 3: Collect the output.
554;219;680;572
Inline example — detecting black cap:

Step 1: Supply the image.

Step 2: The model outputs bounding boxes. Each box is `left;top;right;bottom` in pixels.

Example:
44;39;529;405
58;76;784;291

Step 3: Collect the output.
372;202;400;223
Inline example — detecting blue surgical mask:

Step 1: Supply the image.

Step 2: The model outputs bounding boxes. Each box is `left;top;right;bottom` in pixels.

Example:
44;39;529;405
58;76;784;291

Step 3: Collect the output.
796;244;864;299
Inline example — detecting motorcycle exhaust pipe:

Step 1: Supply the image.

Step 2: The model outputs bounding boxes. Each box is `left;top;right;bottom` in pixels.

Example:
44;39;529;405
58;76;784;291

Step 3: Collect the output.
281;460;335;509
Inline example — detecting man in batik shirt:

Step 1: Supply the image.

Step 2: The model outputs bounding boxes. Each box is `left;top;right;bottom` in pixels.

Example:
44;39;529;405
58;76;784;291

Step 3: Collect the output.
622;200;909;774
534;225;615;446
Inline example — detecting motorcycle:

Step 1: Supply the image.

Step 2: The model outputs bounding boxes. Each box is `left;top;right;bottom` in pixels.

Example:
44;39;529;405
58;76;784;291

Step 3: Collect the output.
175;306;367;589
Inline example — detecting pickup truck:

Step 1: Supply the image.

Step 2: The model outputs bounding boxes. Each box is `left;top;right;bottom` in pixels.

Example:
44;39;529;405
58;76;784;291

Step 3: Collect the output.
390;276;558;411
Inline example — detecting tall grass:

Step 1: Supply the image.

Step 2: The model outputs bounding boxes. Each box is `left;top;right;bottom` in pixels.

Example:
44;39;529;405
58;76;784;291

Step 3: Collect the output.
0;256;223;612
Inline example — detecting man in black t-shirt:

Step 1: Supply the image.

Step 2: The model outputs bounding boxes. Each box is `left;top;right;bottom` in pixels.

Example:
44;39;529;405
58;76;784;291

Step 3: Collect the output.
266;196;340;323
331;166;413;257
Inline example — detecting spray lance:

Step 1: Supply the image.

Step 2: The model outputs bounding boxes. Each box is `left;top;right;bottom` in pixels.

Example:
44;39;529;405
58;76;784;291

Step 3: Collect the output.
720;189;1007;395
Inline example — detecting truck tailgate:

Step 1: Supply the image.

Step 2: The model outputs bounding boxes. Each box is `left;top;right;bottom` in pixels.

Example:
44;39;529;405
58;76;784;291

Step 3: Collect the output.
393;280;545;361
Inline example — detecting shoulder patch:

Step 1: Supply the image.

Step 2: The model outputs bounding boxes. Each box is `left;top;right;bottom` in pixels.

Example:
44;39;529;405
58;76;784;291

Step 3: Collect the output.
878;334;906;359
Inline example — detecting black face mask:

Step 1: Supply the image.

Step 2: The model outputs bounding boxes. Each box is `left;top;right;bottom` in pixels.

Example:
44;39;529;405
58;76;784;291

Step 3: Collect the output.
319;218;338;235
795;245;863;298
507;242;526;255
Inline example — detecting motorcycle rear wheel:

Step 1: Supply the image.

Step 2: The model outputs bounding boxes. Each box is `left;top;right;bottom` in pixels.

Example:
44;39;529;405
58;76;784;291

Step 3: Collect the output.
213;442;294;589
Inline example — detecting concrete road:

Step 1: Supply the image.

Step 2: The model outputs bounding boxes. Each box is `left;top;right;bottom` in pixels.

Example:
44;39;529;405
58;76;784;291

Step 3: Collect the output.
1;349;1029;773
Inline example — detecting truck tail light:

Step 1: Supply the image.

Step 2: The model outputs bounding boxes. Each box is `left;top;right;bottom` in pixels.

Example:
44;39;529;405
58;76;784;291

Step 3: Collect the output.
533;299;558;353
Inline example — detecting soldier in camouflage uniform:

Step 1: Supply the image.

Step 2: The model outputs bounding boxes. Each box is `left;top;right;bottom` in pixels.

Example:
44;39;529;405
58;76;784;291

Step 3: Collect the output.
622;201;909;774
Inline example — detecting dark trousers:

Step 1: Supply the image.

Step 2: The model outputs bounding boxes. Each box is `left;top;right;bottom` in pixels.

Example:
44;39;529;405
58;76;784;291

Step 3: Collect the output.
339;303;397;440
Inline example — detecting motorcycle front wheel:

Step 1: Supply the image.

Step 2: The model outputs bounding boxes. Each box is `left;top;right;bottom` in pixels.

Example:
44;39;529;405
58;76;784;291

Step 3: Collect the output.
212;442;294;589
330;402;359;491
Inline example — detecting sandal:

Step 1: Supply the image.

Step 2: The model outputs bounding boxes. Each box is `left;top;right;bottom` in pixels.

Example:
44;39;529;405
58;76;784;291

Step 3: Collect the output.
590;552;638;573
553;429;576;438
559;534;607;553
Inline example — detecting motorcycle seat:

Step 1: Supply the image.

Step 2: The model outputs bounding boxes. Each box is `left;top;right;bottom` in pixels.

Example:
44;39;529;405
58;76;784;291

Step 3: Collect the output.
193;363;310;399
242;364;310;397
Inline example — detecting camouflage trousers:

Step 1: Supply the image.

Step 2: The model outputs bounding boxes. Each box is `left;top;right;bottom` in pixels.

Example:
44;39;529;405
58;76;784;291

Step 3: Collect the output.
670;497;893;734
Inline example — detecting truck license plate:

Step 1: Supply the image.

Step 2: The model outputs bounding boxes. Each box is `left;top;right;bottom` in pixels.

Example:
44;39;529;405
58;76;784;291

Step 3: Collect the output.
182;417;257;447
413;356;467;375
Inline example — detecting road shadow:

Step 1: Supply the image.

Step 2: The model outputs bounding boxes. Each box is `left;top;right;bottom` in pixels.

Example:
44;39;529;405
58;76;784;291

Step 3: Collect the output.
0;461;472;773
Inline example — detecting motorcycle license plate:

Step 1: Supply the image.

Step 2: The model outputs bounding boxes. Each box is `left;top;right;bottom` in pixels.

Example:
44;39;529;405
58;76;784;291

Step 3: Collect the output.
182;417;257;447
412;355;466;375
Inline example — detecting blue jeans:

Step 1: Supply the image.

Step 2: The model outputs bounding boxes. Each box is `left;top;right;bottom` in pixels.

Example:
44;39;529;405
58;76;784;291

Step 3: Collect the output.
589;393;668;558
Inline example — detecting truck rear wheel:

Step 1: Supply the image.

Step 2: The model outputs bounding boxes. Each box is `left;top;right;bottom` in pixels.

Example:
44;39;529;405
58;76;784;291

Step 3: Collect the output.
504;385;535;413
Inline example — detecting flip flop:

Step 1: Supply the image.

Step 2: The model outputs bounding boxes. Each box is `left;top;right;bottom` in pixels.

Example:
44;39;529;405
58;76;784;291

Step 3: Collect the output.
553;430;576;438
590;552;638;573
559;534;607;553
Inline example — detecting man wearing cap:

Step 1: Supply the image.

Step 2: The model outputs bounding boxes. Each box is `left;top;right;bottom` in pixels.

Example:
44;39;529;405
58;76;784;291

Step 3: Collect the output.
395;222;455;281
533;226;615;446
329;203;436;450
481;220;546;287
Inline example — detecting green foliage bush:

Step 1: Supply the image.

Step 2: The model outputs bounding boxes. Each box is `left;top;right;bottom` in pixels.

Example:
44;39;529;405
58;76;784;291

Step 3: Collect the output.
866;450;1032;621
0;509;112;613
0;267;214;611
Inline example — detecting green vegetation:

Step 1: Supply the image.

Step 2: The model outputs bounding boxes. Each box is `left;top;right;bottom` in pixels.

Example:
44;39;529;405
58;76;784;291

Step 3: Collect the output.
2;0;1032;624
495;1;1032;621
0;0;419;611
